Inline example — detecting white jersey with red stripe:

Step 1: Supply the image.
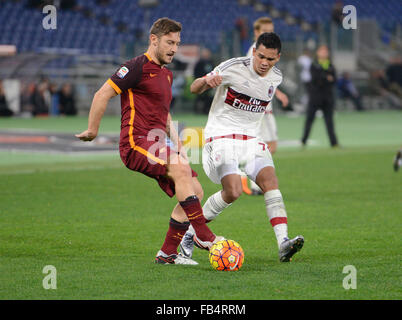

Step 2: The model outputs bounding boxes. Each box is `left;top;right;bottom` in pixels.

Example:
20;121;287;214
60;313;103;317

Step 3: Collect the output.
204;56;282;140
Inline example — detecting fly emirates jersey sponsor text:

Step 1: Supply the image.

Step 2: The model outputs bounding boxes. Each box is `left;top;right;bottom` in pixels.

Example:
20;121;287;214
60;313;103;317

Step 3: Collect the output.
204;56;282;139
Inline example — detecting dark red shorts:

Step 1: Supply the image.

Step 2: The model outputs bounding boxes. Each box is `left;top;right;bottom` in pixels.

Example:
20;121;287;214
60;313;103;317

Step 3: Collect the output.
120;136;197;197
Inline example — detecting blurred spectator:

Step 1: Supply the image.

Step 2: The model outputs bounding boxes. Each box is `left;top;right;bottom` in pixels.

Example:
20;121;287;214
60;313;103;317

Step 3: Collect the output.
31;78;51;116
297;49;312;109
370;70;390;93
385;56;402;99
235;17;249;55
49;83;60;116
171;73;185;113
331;0;344;26
0;80;13;117
20;82;36;115
369;69;401;109
337;72;364;111
193;48;214;114
58;83;77;115
194;48;213;81
301;45;339;147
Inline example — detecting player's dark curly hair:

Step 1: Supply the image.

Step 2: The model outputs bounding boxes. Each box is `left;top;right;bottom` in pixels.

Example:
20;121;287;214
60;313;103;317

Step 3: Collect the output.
256;32;281;53
150;17;182;37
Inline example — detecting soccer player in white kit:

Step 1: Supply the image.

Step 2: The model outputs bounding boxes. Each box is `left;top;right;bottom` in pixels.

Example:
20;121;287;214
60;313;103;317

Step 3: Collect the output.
242;17;290;195
180;33;304;262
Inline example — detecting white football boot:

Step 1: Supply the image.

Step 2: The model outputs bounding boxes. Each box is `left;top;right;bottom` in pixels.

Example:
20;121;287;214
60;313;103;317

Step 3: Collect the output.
278;235;304;262
193;234;226;251
154;251;199;265
179;228;196;258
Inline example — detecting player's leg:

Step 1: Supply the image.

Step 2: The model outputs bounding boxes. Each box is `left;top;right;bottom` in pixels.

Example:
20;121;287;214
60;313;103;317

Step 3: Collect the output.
193;173;238;225
179;176;232;258
244;143;303;263
250;140;276;192
156;149;219;264
180;174;241;257
255;166;287;245
254;166;304;262
250;113;277;195
191;172;243;249
180;142;241;257
157;176;205;264
166;152;220;246
249;139;276;195
170;177;204;222
156;171;217;264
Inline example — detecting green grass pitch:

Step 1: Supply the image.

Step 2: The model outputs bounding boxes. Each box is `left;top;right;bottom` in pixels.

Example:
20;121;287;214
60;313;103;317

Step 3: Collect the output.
0;111;401;299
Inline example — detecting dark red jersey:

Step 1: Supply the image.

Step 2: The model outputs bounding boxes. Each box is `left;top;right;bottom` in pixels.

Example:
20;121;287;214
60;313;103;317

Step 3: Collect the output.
108;53;173;152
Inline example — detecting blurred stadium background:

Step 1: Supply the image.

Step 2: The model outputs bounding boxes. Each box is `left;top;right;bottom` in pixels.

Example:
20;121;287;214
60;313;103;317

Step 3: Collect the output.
0;0;401;117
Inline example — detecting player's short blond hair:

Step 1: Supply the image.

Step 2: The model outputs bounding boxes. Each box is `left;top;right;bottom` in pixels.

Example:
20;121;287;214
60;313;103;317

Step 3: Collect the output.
253;17;273;31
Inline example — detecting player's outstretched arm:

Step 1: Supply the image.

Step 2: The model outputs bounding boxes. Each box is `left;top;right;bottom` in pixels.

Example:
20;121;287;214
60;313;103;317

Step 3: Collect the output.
190;74;222;94
75;81;117;141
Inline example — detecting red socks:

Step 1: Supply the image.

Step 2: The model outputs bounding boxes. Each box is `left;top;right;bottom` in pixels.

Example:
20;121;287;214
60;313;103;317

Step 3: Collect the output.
180;195;215;242
160;196;215;256
160;218;190;255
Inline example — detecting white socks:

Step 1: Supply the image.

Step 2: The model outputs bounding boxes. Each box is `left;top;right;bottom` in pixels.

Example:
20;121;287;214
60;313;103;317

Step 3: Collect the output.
264;189;288;247
203;190;231;221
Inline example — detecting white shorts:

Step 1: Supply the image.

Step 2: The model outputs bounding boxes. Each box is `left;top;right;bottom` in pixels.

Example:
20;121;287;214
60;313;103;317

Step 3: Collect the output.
258;112;278;143
202;137;275;184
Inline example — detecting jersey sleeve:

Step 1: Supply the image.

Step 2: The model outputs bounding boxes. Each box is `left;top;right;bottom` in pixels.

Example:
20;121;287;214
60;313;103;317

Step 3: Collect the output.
107;58;143;94
205;58;238;86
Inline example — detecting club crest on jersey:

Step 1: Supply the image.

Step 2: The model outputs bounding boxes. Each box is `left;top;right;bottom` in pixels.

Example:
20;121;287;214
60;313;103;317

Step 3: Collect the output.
268;85;274;98
117;66;129;79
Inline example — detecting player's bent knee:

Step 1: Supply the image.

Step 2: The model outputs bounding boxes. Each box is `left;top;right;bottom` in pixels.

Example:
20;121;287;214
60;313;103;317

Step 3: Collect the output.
167;163;192;181
222;184;242;203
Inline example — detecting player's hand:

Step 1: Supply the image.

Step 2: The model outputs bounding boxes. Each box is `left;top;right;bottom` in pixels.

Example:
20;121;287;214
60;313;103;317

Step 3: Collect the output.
205;74;223;88
75;129;97;141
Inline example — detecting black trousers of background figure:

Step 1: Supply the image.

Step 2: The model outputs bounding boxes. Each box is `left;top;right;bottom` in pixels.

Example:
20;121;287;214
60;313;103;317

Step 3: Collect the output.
301;96;338;147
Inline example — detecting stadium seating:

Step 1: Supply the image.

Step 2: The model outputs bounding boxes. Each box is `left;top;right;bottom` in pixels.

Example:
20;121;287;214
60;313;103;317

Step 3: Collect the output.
0;0;400;63
0;0;308;60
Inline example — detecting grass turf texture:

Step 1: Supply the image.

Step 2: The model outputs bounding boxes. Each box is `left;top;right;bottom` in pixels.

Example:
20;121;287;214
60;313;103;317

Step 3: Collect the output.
0;111;401;299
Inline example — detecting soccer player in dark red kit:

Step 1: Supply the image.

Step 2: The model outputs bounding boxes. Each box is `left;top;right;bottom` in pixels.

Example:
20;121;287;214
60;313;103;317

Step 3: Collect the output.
76;18;224;264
